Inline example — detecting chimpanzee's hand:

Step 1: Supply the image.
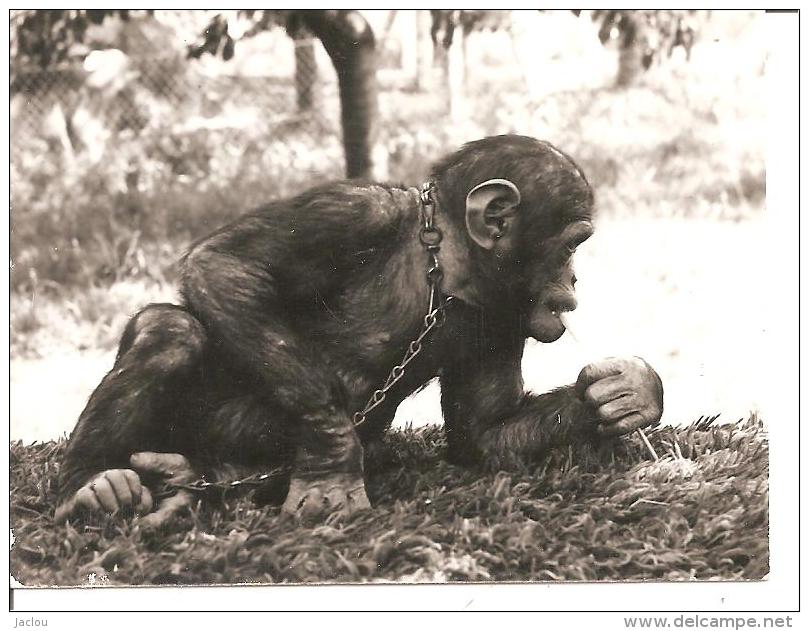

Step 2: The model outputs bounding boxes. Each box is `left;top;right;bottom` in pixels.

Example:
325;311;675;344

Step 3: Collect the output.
54;468;154;523
575;357;664;437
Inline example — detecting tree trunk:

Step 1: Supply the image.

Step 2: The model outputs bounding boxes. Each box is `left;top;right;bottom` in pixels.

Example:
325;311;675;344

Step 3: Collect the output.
433;34;450;115
615;13;643;88
414;10;432;91
301;10;379;179
448;29;467;122
293;35;316;113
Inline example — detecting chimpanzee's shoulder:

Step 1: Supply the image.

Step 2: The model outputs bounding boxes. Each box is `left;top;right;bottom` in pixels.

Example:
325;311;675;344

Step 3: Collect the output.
288;180;419;220
293;179;413;200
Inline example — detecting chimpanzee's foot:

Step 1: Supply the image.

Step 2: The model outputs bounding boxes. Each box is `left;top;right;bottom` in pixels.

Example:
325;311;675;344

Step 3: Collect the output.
54;452;199;527
136;490;194;530
129;452;197;530
281;472;371;521
54;468;154;523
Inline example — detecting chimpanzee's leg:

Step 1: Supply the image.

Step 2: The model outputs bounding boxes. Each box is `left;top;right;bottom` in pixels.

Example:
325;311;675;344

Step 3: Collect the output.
57;303;207;507
181;244;374;520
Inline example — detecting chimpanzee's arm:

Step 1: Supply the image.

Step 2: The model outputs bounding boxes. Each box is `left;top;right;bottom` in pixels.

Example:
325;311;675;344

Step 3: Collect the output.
181;239;360;476
178;188;405;424
440;331;597;470
178;201;379;516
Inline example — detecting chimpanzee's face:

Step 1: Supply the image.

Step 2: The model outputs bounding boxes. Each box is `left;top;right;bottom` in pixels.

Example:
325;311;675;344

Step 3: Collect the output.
452;138;595;343
522;219;593;343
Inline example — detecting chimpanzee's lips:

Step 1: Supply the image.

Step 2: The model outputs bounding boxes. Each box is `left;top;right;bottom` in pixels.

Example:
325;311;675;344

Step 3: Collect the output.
527;305;566;342
550;310;566;332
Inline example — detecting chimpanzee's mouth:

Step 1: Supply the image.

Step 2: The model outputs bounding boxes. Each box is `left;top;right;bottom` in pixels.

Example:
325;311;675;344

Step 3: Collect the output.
526;302;567;342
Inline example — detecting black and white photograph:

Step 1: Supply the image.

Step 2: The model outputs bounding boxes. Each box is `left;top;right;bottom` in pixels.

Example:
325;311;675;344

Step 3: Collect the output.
6;7;798;614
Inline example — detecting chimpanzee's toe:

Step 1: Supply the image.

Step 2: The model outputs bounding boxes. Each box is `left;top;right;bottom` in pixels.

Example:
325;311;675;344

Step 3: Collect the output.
282;472;371;522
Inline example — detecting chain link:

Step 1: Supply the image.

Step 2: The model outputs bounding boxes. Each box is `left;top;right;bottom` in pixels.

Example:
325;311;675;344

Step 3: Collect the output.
161;181;451;497
351;293;452;428
152;467;291;500
352;181;452;427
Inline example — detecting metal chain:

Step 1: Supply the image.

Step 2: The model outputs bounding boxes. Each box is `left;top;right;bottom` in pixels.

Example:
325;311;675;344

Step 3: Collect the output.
352;181;452;428
351;294;452;428
160;181;452;497
152;467;290;501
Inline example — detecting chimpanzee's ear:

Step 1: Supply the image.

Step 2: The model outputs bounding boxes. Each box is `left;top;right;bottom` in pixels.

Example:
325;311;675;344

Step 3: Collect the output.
465;179;522;250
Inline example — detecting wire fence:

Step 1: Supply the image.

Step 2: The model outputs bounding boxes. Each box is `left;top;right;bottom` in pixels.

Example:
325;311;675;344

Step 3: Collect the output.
11;43;336;139
10;20;346;207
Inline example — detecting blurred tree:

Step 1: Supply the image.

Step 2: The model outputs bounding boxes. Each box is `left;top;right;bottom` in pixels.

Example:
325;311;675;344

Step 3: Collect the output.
429;9;702;90
12;9;379;180
300;11;378;180
293;35;316;113
429;10;461;121
415;11;433;91
12;10;122;69
11;10;158;157
428;11;512;121
198;11;315;113
192;10;379;180
590;10;700;86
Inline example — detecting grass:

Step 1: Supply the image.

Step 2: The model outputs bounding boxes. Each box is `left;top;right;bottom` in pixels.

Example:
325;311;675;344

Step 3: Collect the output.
11;278;175;358
11;416;768;585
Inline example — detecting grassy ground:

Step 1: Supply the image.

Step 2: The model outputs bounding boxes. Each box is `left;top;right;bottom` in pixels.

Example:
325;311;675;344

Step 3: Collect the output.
11;417;768;585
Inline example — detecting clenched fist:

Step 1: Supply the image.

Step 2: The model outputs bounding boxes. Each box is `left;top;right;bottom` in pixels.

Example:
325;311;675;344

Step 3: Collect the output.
575;357;664;436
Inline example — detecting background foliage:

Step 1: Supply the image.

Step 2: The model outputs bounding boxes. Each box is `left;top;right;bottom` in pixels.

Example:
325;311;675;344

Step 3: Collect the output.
10;10;763;300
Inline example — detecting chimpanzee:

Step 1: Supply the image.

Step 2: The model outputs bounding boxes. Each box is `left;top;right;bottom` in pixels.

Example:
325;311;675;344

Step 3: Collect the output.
54;135;663;526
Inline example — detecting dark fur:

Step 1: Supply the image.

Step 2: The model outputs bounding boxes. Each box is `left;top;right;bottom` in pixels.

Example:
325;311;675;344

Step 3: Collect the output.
58;135;599;505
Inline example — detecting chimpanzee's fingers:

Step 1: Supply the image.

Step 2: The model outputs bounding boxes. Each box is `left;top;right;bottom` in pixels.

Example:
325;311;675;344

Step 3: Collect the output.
75;486;103;513
90;477;120;513
54;500;74;524
55;486;100;522
137;490;192;529
575;359;624;396
134;485;153;516
122;469;143;504
583;376;629;407
104;470;133;508
297;487;326;522
130;452;194;481
597;412;648;437
597;395;637;423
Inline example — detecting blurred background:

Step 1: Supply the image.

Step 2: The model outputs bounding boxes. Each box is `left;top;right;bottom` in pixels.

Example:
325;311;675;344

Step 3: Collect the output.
10;9;767;442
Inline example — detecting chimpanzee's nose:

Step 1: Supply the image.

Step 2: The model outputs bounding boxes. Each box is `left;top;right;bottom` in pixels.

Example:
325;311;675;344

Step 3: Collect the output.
547;294;577;314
